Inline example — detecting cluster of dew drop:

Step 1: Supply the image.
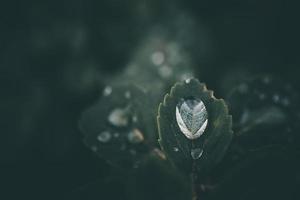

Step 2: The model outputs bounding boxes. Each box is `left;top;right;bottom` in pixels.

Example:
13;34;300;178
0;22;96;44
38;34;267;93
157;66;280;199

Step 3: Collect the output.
150;50;173;78
237;76;292;108
93;85;146;164
149;41;193;81
234;75;297;138
173;80;208;160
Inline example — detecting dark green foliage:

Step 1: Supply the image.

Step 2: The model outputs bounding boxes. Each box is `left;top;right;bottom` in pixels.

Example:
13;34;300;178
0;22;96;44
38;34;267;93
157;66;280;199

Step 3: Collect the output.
2;1;300;200
79;84;157;169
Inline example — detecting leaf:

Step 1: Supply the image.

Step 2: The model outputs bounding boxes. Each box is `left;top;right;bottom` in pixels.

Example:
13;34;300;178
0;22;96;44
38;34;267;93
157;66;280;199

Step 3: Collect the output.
157;78;233;176
79;83;157;169
226;75;300;149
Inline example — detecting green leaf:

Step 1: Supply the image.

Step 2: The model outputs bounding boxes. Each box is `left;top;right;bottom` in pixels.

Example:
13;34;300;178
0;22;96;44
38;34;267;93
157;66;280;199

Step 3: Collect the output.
226;75;300;149
157;78;233;176
79;83;157;169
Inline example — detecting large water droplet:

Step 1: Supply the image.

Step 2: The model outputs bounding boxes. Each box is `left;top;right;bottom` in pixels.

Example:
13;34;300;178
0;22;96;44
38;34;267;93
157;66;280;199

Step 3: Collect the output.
191;148;203;159
108;108;129;127
176;98;208;139
127;128;144;144
97;131;111;142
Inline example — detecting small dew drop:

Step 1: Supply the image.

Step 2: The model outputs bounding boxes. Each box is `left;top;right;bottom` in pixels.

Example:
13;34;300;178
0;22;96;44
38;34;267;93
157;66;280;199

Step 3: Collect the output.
185;78;191;84
176;98;208;140
129;149;137;156
127;128;144;144
152;148;167;160
240;109;250;124
281;97;290;106
120;144;126;151
158;65;172;78
124;91;131;99
180;73;193;82
151;51;165;66
132;115;138;123
97;131;111;143
258;93;266;100
103;86;112;96
263;76;271;84
133;161;140;169
238;83;248;94
108;108;129;127
113;132;120;138
91;145;98;152
191;148;203;160
272;94;280;103
173;147;179;152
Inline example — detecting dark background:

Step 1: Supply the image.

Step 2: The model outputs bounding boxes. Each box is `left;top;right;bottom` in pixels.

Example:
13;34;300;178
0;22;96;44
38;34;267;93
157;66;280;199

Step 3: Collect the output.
1;0;300;199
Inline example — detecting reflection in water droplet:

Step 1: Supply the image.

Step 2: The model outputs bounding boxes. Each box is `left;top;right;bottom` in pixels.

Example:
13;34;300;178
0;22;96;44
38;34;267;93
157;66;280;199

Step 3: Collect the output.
151;51;165;66
108;108;128;127
97;131;111;142
127;128;144;144
191;148;203;159
103;86;112;96
176;98;208;139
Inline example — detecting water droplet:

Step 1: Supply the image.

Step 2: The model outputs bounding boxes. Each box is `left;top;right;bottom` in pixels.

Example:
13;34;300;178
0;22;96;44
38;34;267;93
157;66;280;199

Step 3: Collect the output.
180;73;193;82
151;51;165;66
191;148;203;159
120;144;126;151
263;76;271;84
240;109;250;124
258;93;266;100
152;148;166;160
124;91;131;99
185;78;191;84
103;86;112;96
129;149;137;156
273;94;280;103
97;131;111;143
176;98;208;139
133;161;140;169
108;108;129;127
238;83;248;94
132;115;138;123
127;128;144;144
173;147;179;152
158;65;172;78
91;145;98;152
281;97;290;106
113;132;120;138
